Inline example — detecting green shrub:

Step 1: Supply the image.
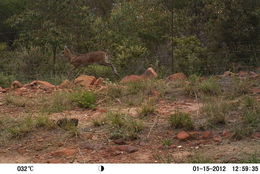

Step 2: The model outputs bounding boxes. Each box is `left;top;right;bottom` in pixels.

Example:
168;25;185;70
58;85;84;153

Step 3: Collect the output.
106;112;144;140
189;154;213;163
202;99;234;126
126;81;147;95
107;84;124;99
185;76;221;97
4;94;28;107
42;91;74;113
7;117;34;139
226;78;251;97
139;102;156;117
162;138;173;147
184;74;201;96
169;112;194;130
198;77;221;95
92;118;106;127
35;115;56;129
242;154;260;163
241;96;260;128
232;126;253;140
0;72;15;88
73;90;96;109
172;36;206;75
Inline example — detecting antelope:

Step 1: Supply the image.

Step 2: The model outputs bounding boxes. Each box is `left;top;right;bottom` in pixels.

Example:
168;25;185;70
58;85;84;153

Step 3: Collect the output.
62;46;119;78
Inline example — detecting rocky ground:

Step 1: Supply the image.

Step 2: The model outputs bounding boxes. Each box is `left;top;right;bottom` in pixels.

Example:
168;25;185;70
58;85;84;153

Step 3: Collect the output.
0;68;259;163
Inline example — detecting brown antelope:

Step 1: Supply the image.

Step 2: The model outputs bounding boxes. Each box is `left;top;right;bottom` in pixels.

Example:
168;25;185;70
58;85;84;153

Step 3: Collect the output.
63;46;119;78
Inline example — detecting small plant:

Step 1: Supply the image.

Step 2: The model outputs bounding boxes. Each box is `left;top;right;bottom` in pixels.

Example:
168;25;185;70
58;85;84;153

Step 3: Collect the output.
242;96;259;110
241;96;259;128
73;90;96;109
185;75;221;97
106;112;144;140
0;72;15;88
232;126;253;140
184;74;201;96
198;77;221;95
242;153;260;163
162;138;173;147
126;80;147;95
41;91;74;113
107;84;124;99
202;99;233;126
139;102;156;117
7;116;34;139
56;118;79;137
243;110;259;128
233;79;251;95
153;153;174;163
92;117;106;127
35;115;56;129
189;154;213;163
4;94;27;107
169;112;194;130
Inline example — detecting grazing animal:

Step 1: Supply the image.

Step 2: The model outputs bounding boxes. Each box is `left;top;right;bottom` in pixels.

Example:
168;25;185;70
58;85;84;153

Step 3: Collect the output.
63;46;119;78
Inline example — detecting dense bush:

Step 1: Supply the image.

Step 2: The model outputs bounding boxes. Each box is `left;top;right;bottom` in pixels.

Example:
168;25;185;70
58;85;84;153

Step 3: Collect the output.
0;0;259;81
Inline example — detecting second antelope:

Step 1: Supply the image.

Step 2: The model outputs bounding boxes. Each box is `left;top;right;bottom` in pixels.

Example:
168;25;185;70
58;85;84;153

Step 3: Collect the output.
63;46;119;78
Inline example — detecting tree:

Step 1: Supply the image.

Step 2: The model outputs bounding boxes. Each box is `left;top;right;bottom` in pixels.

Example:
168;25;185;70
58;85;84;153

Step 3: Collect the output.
8;0;96;65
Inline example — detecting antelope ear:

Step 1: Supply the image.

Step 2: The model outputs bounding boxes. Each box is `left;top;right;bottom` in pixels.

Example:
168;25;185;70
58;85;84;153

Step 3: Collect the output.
64;45;68;49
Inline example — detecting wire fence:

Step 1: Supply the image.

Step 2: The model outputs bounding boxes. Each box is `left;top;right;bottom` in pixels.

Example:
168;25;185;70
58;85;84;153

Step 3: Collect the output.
0;28;259;78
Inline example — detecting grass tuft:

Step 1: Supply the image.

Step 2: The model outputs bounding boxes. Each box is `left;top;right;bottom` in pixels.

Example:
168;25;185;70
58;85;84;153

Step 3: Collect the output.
169;112;194;130
105;112;144;140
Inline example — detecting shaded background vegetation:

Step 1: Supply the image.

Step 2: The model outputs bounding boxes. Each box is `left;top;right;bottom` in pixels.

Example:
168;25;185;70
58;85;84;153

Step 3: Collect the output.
0;0;259;86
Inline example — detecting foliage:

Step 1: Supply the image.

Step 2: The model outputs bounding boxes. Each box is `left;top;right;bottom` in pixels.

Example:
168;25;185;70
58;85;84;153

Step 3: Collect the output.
105;112;144;140
169;112;194;130
139;102;156;117
172;36;206;75
0;0;259;81
185;75;221;97
72;90;96;109
202;99;233;126
0;72;15;88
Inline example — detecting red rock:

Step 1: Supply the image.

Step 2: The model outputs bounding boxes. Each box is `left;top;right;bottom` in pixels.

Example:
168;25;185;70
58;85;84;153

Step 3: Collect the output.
252;132;260;139
74;75;96;88
79;142;104;150
59;80;73;89
167;72;187;81
120;67;157;83
213;136;222;143
27;80;56;90
249;71;258;78
111;145;138;153
170;145;177;149
0;87;7;93
256;67;260;74
46;159;65;163
150;90;160;97
177;131;190;140
11;81;23;89
93;77;104;86
120;75;144;83
223;71;235;77
250;88;260;94
222;130;231;137
113;139;126;145
15;87;29;95
237;71;248;77
202;131;212;139
142;67;158;79
196;140;209;145
50;148;77;157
